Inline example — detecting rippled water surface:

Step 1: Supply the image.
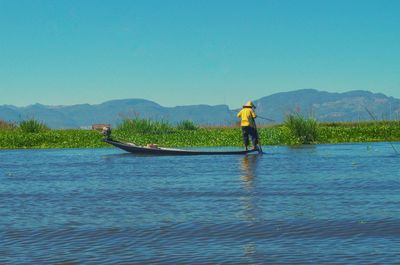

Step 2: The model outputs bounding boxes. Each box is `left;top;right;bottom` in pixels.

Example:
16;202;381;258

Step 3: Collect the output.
1;142;400;264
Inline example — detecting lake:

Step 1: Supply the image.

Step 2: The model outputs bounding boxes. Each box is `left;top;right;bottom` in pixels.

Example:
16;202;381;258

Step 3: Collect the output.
1;142;399;264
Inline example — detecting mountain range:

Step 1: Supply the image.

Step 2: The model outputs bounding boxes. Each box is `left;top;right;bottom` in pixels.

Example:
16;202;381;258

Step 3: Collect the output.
1;89;399;128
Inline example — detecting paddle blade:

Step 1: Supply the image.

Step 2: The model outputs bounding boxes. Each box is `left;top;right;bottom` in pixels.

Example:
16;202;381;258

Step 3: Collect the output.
257;145;263;154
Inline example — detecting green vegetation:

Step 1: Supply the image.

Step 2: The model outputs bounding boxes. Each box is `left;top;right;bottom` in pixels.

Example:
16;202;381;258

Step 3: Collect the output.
1;118;400;149
18;119;49;133
117;118;175;134
318;120;400;143
0;129;106;149
284;114;318;144
176;120;198;131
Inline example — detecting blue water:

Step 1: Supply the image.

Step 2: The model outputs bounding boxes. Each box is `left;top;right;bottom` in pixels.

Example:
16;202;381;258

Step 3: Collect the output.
1;142;400;264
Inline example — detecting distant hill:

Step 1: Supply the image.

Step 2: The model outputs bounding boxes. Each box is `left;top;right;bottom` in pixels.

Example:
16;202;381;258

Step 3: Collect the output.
1;89;399;128
253;89;400;123
0;99;234;128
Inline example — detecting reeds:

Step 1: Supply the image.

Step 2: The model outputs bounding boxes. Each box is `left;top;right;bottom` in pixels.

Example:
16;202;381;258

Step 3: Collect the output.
176;120;198;130
118;118;199;134
18;119;49;133
117;118;175;134
284;114;319;144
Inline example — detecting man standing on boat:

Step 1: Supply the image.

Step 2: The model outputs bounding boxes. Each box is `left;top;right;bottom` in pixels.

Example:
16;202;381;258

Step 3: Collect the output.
237;101;259;150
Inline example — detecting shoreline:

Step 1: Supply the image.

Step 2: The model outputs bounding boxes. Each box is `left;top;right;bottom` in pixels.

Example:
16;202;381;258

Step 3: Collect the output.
1;121;400;149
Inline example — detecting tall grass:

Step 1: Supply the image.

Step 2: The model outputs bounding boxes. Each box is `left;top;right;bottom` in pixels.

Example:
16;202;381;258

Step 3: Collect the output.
118;118;199;135
284;114;318;144
176;120;198;130
117;118;175;134
19;119;49;133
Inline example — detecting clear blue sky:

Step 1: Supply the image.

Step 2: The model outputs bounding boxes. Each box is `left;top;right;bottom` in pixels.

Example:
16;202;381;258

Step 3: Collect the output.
0;0;399;108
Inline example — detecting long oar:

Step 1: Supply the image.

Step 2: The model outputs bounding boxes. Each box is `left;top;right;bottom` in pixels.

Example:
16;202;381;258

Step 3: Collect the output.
256;116;276;122
364;107;399;155
255;125;263;154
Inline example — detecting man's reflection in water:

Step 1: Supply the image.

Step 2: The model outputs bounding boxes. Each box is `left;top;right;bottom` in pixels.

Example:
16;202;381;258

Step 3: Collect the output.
239;154;261;263
240;154;260;192
240;154;261;221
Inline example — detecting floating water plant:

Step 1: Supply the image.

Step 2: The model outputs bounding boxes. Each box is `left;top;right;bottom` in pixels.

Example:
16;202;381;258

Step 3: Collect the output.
1;119;400;149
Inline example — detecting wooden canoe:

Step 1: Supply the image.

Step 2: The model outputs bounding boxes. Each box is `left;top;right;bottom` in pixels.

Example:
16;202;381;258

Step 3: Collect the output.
103;138;260;155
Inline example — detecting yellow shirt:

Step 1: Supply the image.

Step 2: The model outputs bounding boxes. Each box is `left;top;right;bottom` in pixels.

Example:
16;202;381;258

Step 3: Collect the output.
237;108;257;127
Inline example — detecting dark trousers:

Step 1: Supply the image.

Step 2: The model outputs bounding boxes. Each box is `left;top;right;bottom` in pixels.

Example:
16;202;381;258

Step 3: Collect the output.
241;126;258;147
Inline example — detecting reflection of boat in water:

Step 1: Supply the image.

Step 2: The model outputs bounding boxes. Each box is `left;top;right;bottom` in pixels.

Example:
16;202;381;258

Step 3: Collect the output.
103;138;261;156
